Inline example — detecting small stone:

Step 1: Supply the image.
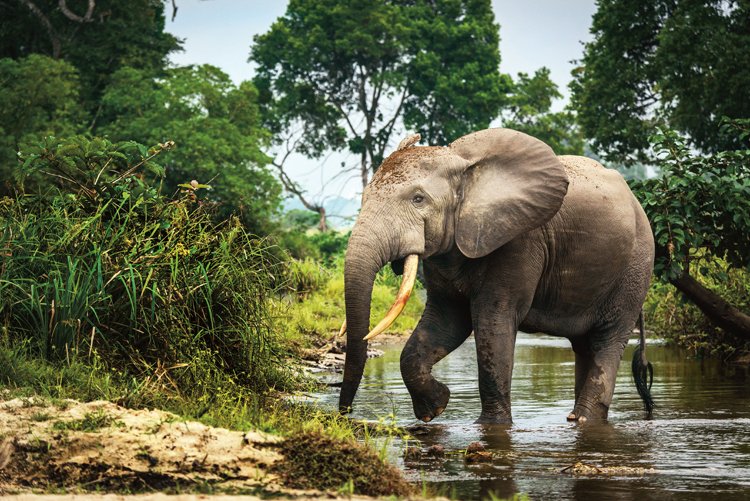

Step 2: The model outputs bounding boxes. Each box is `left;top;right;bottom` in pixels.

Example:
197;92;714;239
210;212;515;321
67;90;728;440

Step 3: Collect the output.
425;444;445;458
465;451;493;463
466;441;485;453
404;446;422;460
404;424;430;436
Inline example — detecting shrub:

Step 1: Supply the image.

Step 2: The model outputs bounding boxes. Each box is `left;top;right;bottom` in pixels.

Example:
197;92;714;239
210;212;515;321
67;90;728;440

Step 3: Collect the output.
0;136;299;400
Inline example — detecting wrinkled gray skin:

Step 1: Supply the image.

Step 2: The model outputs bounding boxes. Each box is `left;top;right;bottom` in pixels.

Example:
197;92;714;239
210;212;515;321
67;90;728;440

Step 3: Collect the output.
340;128;655;424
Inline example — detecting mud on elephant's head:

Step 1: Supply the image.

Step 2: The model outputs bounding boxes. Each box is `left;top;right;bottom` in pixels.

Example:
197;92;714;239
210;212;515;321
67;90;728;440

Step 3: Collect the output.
339;128;569;413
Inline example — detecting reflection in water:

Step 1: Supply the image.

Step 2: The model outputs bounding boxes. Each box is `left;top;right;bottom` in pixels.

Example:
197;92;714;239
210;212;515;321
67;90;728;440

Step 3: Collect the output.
314;333;750;500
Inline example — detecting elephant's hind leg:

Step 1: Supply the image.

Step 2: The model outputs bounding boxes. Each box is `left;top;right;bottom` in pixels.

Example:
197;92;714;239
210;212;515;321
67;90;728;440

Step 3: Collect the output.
400;295;472;422
568;325;632;422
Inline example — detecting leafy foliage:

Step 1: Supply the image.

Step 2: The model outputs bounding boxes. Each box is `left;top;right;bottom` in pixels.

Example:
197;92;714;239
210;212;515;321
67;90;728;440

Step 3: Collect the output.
99;65;281;234
571;0;750;163
0;0;180;115
1;136;297;399
252;0;510;187
0;55;83;187
633;121;750;354
501;68;584;155
401;0;512;145
630;122;750;281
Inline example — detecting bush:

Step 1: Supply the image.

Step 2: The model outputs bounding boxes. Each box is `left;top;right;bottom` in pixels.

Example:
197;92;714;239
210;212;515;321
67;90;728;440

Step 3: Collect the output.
645;261;750;359
0;136;299;401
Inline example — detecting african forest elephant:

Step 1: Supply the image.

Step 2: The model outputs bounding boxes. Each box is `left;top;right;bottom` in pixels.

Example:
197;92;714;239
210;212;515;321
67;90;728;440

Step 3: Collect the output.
339;128;655;424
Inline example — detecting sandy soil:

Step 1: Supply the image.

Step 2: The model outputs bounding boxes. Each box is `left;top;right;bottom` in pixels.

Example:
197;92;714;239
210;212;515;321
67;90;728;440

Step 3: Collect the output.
0;397;371;499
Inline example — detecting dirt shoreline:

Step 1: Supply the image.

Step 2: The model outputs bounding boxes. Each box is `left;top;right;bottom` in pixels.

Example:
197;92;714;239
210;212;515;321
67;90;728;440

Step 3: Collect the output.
0;334;416;499
0;398;378;499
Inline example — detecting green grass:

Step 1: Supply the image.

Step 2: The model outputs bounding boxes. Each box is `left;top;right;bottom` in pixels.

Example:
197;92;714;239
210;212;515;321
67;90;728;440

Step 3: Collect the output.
52;409;120;432
280;258;425;347
0;136;419;496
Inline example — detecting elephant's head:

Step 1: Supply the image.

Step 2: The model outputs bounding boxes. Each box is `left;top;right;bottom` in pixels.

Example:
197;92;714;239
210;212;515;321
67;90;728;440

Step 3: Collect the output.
339;128;569;414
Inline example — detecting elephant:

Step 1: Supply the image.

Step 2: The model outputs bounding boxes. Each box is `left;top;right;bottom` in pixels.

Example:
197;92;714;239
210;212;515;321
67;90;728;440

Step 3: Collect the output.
339;128;655;424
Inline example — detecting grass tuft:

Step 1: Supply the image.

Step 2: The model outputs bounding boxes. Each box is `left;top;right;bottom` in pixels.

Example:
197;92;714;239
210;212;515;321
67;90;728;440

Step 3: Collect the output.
52;409;119;432
274;431;413;497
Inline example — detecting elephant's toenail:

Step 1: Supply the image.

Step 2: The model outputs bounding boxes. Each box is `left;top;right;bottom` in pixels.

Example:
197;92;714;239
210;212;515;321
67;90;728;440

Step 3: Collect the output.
422;416;432;422
578;416;587;423
435;406;445;416
567;413;577;421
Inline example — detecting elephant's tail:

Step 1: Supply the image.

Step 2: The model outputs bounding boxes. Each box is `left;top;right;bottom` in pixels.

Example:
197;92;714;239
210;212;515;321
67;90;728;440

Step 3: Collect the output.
631;311;654;417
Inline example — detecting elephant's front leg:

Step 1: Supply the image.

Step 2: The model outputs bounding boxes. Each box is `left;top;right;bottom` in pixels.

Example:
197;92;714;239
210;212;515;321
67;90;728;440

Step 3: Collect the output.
400;296;472;422
474;315;518;424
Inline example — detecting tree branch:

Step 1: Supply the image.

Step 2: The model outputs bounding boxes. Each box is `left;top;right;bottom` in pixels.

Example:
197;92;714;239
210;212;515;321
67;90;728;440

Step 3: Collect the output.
58;0;95;23
272;133;328;231
670;270;750;340
17;0;61;57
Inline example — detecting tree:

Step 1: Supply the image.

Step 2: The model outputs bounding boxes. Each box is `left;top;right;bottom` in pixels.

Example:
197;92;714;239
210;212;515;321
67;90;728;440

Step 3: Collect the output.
251;0;511;195
0;54;83;192
570;0;750;164
99;65;281;234
630;121;750;342
1;0;181;118
501;68;584;155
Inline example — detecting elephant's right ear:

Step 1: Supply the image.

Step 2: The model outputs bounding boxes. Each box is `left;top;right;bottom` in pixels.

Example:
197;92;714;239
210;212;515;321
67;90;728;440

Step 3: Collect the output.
451;128;569;259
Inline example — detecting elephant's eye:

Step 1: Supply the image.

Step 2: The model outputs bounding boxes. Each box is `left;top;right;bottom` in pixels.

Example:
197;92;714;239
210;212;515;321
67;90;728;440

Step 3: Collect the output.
412;194;425;204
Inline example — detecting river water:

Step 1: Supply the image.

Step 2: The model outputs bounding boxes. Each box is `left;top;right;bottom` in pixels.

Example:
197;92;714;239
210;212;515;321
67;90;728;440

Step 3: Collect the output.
315;333;750;500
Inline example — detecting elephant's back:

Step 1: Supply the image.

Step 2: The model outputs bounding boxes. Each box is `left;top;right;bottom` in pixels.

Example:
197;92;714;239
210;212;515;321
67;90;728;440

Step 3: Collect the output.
536;156;644;316
556;155;639;226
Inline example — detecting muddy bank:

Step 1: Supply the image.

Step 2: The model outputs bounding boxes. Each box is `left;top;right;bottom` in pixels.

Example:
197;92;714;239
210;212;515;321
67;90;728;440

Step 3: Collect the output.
0;397;406;499
300;331;408;374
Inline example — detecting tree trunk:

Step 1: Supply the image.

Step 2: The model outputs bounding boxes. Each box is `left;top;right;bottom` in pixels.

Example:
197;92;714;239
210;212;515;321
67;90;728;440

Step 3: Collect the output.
670;271;750;340
317;206;327;232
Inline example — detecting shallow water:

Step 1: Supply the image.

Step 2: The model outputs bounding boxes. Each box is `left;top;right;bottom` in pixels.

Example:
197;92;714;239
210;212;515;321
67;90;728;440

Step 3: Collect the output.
314;333;750;500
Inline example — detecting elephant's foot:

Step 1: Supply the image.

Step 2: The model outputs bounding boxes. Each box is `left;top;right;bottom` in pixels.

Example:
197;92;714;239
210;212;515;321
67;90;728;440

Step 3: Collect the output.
411;378;450;423
475;413;512;425
566;412;588;423
567;401;608;423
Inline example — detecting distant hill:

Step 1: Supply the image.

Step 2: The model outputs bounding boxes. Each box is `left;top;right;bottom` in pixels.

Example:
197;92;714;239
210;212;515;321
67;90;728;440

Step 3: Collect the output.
282;196;360;229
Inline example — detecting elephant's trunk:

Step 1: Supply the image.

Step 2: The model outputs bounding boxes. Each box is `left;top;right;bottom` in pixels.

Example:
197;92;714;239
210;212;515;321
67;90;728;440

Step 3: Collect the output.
338;212;421;413
339;231;385;413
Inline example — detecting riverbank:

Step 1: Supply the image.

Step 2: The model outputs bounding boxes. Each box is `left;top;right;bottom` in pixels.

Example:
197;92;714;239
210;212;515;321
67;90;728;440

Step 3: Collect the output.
0;396;411;498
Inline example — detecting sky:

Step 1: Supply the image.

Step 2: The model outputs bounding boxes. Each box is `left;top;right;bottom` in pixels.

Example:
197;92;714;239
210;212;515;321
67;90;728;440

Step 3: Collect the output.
166;0;598;210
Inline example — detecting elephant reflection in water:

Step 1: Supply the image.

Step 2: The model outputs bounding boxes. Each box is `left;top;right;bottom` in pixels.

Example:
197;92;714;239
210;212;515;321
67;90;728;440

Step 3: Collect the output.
339;128;654;424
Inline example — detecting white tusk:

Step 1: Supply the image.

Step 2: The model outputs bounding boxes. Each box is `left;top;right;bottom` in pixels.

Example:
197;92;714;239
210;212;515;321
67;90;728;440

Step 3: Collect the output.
363;254;419;341
338;320;347;337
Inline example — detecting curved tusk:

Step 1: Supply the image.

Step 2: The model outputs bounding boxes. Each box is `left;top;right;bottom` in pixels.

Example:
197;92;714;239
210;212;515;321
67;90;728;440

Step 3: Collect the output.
363;254;419;341
338;320;347;337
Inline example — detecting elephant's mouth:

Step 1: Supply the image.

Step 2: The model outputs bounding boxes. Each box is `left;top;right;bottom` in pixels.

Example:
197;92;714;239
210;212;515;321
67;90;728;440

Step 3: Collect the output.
338;254;419;341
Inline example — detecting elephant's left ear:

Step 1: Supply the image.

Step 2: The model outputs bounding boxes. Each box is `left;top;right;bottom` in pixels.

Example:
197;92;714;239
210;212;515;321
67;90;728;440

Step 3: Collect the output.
451;128;569;259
